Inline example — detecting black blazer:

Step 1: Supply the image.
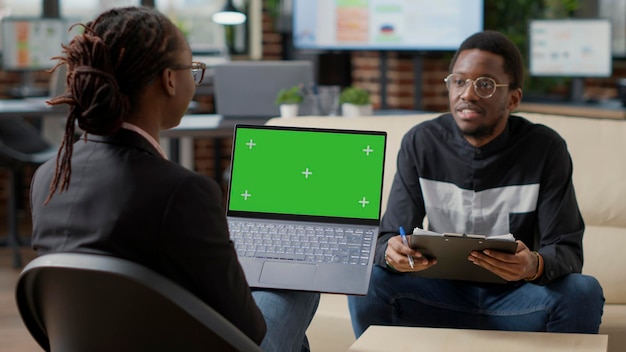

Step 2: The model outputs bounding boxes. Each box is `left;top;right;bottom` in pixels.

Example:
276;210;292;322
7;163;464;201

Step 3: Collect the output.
30;129;266;343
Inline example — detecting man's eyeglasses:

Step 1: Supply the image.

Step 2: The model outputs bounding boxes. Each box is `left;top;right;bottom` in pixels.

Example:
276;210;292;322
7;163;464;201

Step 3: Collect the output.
444;73;509;99
170;61;207;85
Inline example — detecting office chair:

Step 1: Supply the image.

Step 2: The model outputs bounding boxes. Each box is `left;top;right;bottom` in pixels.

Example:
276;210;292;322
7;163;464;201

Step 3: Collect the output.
0;117;57;268
15;252;263;352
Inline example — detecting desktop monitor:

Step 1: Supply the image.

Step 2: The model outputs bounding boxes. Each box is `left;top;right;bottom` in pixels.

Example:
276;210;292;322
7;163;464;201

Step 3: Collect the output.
1;17;68;97
1;17;66;71
528;19;612;102
213;60;314;119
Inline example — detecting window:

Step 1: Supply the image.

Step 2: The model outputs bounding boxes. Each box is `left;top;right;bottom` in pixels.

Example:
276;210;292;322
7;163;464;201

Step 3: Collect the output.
0;0;42;17
0;0;233;59
60;0;231;54
61;0;140;23
155;0;227;54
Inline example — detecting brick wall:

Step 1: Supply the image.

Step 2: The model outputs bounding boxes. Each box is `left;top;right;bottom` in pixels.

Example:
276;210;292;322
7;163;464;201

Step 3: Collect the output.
585;60;626;99
261;6;283;61
350;52;451;112
0;71;50;99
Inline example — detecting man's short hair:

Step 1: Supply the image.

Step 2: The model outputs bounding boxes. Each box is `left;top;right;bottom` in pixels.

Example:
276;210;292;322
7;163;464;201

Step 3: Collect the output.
449;30;524;90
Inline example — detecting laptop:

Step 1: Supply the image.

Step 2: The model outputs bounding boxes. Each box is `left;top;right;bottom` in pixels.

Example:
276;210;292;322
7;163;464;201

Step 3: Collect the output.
213;60;314;120
226;124;387;295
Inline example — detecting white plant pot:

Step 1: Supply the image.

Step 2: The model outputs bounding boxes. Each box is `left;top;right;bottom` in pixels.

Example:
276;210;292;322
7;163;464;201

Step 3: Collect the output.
280;104;299;118
341;103;373;117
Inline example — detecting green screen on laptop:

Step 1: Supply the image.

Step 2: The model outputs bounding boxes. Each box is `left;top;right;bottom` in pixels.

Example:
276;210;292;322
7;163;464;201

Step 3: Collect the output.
228;125;386;220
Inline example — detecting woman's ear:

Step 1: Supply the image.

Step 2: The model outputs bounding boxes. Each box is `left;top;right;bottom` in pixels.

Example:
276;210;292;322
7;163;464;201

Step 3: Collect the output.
160;68;176;96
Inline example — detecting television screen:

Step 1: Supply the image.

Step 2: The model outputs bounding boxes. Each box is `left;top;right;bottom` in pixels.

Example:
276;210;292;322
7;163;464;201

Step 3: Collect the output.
529;19;612;77
293;0;484;51
1;17;67;71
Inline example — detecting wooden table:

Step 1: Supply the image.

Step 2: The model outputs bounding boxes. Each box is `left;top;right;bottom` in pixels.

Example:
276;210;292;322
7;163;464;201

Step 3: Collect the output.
347;326;608;352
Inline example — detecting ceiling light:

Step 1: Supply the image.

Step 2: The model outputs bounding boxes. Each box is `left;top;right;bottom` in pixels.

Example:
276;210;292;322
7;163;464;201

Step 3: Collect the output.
212;0;247;25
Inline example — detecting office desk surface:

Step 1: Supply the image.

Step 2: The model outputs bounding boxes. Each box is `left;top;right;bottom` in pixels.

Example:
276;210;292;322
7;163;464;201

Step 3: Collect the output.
0;98;67;117
0;98;201;118
160;116;270;179
348;326;608;352
161;116;270;138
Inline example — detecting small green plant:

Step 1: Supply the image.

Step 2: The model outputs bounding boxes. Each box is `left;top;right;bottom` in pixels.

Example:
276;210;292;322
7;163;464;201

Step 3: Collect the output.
339;86;371;105
275;85;303;105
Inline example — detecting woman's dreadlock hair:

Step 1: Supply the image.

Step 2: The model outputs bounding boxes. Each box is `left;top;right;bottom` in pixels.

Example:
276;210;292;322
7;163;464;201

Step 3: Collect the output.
45;6;182;203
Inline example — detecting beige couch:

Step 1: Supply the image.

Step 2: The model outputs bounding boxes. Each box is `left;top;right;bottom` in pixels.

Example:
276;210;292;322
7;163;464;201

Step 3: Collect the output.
266;112;626;352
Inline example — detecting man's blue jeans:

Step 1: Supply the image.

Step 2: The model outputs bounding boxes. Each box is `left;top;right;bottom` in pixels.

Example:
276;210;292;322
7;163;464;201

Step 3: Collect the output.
253;289;320;352
348;265;604;337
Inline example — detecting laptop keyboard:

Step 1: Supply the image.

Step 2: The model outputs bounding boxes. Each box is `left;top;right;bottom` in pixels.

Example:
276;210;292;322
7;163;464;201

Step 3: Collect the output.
228;220;374;265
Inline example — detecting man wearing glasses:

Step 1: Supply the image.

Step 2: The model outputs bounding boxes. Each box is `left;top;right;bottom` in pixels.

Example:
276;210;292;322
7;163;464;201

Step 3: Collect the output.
347;30;604;335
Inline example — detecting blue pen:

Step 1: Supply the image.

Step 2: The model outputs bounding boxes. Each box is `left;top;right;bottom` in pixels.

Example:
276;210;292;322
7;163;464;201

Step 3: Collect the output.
399;226;414;268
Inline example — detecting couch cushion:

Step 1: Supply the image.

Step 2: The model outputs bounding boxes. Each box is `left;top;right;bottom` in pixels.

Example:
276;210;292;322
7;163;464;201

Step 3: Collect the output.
583;226;626;304
518;113;626;228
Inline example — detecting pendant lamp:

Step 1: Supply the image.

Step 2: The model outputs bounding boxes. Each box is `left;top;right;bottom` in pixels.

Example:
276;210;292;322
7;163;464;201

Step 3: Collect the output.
212;0;247;25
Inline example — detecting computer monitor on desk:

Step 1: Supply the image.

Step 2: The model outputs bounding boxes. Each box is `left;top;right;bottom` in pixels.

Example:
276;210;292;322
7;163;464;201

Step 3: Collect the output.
528;19;612;103
1;17;70;98
213;60;314;119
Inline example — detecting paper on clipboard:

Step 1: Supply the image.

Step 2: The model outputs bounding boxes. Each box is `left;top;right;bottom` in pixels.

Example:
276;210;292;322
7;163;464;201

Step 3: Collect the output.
407;228;518;284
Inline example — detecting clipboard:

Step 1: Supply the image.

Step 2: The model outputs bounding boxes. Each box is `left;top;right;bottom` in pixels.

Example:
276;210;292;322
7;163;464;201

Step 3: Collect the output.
407;231;518;284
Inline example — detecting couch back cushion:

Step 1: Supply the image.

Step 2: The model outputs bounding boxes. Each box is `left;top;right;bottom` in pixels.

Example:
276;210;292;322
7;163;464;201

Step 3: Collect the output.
519;113;626;228
267;113;626;227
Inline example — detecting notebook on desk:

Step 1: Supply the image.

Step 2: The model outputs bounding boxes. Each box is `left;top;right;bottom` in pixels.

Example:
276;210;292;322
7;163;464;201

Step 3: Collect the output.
226;124;387;294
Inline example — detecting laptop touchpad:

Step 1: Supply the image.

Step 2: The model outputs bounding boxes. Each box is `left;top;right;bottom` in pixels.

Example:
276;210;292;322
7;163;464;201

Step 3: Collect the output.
259;261;316;286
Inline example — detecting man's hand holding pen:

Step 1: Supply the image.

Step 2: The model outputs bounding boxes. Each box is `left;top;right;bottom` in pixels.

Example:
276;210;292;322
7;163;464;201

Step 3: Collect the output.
385;234;437;272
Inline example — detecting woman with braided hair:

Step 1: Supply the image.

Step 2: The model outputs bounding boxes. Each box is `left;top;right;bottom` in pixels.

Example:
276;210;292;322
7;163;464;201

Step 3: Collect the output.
29;6;319;351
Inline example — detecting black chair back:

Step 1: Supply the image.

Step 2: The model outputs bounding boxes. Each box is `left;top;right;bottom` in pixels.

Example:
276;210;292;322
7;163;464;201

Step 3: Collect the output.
15;253;263;352
0;117;56;165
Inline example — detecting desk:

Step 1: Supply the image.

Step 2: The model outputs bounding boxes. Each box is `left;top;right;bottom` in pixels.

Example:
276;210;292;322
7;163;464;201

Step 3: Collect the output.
0;98;67;117
0;98;200;118
161;116;269;180
518;100;626;120
161;116;268;139
0;97;264;182
348;326;608;352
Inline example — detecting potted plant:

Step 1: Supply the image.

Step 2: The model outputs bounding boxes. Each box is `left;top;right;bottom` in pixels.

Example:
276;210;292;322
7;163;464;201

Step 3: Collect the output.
275;85;303;118
339;86;372;117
